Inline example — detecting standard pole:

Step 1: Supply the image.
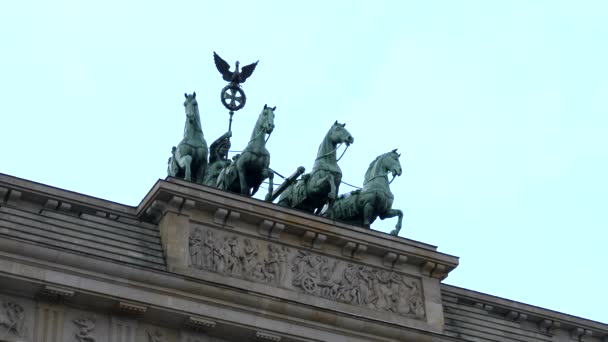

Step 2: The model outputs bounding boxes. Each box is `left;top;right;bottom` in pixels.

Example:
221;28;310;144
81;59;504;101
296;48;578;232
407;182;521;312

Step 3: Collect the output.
228;111;234;132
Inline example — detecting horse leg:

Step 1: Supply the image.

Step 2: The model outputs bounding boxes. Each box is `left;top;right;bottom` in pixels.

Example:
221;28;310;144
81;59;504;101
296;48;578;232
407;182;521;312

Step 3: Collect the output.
362;203;375;228
264;171;274;201
195;161;206;185
182;156;193;182
327;174;337;207
251;184;260;197
176;155;193;182
236;162;249;196
380;209;404;236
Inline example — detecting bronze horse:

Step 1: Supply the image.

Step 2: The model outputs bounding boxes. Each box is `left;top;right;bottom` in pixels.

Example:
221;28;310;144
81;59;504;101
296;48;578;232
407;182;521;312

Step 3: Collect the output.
324;150;403;236
278;121;353;213
168;92;208;184
217;105;275;198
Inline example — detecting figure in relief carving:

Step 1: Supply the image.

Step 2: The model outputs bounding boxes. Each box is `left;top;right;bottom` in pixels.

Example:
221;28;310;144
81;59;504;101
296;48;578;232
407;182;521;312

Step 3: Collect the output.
266;244;280;281
277;245;289;284
260;244;289;284
292;251;335;295
290;253;425;317
73;316;95;342
214;238;227;273
406;281;425;316
189;230;203;267
225;237;241;275
0;300;25;339
189;228;425;318
202;230;215;269
242;239;259;276
251;262;268;281
336;264;362;305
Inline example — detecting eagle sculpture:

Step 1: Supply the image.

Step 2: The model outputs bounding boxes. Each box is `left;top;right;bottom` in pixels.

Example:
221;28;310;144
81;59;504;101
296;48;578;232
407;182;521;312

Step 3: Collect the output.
213;52;258;85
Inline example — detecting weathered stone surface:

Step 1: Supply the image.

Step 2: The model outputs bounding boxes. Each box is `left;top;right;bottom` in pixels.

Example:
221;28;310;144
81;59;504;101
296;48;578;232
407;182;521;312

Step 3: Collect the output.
189;225;425;318
0;298;29;342
0;173;605;342
442;285;608;342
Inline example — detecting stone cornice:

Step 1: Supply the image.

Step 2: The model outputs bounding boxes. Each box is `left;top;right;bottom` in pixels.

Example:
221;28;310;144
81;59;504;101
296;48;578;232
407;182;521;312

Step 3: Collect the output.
0;173;458;278
139;177;459;278
442;284;608;337
0;173;138;218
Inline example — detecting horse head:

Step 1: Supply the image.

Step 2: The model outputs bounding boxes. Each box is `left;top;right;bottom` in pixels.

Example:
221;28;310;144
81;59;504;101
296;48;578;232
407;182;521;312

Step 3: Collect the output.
260;104;276;134
329;121;354;146
384;149;403;178
364;149;403;184
184;92;199;124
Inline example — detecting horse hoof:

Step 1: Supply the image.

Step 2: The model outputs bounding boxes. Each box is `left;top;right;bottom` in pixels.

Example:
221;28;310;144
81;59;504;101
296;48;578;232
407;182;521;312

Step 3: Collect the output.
389;229;400;236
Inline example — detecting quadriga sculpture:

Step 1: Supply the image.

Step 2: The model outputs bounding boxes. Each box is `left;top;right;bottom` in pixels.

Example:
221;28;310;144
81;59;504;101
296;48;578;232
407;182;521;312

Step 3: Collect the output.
217;104;275;199
167;92;208;184
278;121;354;213
324;149;404;236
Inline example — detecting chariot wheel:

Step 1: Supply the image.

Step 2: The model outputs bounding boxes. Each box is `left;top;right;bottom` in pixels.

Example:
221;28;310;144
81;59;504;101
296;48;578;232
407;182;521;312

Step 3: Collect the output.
221;84;246;111
301;276;317;294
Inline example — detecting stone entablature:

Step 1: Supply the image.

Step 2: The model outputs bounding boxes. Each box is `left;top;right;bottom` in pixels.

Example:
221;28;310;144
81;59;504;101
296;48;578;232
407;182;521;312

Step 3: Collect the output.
140;177;459;332
442;285;608;342
0;173;459;341
140;178;458;276
0;293;233;342
1;172;606;342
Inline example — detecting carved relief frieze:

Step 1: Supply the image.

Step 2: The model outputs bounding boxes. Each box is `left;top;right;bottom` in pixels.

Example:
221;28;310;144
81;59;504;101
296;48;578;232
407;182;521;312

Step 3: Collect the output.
189;226;425;318
0;300;26;340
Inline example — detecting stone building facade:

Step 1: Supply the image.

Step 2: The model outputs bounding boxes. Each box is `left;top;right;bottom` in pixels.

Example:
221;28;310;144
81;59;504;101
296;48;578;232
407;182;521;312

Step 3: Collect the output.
0;173;605;341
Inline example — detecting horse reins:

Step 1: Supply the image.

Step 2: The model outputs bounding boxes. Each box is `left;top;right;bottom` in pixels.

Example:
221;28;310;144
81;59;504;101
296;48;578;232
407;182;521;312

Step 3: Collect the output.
364;173;397;185
315;143;350;162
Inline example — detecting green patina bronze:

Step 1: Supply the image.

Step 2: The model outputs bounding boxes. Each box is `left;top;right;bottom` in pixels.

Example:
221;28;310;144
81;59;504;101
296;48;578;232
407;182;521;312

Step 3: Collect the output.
167;92;208;184
163;52;408;237
324;150;404;236
217;104;275;199
204;131;232;187
278;121;354;213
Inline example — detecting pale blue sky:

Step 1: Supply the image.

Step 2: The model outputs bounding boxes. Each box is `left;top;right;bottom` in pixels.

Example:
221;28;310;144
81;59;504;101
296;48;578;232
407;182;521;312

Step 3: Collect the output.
1;1;606;323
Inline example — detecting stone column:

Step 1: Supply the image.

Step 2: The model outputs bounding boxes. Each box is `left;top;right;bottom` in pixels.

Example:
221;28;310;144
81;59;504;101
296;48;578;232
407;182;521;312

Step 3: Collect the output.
110;317;137;342
33;303;65;342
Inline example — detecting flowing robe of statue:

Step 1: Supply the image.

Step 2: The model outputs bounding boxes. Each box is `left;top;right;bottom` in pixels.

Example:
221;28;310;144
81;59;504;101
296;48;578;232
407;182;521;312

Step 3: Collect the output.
204;131;232;187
